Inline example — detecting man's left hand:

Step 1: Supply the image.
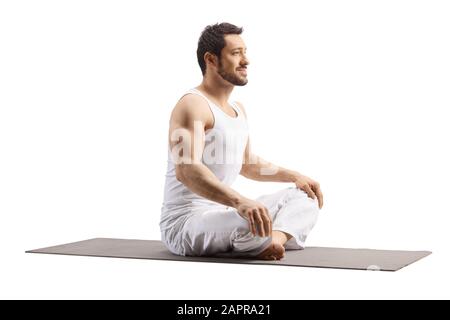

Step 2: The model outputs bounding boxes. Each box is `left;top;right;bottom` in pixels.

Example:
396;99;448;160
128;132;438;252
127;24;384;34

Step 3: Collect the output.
293;174;324;209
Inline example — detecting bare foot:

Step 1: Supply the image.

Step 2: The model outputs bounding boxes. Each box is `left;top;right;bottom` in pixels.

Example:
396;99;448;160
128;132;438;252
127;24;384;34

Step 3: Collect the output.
255;242;285;260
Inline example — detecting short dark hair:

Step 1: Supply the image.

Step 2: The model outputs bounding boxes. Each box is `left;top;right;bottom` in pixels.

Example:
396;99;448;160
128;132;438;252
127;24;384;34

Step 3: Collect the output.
196;22;243;76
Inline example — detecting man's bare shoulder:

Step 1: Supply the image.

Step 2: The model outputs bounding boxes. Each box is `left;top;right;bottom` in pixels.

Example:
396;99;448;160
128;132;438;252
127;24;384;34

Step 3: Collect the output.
170;93;213;127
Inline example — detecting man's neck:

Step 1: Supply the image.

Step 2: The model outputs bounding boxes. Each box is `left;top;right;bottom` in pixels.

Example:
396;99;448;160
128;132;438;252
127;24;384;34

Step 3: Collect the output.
197;76;234;108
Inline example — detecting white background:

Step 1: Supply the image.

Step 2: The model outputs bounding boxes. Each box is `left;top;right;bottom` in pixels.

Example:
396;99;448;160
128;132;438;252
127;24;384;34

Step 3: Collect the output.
1;0;449;299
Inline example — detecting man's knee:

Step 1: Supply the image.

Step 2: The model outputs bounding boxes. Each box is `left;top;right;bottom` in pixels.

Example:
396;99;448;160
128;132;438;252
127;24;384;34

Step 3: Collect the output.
287;186;308;198
283;187;320;214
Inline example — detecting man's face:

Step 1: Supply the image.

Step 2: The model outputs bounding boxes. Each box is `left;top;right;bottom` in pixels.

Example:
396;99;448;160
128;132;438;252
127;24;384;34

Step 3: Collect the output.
217;34;249;86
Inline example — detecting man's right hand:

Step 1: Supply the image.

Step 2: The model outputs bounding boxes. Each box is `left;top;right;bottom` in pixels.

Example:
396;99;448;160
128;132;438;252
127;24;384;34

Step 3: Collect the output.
235;198;272;237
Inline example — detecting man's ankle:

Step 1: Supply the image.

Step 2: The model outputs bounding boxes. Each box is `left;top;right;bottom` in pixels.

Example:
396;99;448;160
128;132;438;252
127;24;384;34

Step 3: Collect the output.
272;230;292;246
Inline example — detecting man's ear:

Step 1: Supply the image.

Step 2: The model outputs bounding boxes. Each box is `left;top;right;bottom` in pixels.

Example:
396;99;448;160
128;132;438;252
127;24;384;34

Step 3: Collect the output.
204;52;218;69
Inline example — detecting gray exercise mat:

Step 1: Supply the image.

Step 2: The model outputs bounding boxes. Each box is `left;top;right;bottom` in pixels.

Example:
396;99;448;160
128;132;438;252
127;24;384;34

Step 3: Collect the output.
26;238;431;271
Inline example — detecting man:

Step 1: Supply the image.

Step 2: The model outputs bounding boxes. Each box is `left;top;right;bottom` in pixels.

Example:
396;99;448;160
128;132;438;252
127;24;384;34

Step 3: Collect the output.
160;22;323;260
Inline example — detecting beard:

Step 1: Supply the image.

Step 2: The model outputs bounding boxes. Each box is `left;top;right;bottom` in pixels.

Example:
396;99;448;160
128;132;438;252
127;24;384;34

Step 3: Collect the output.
218;61;248;86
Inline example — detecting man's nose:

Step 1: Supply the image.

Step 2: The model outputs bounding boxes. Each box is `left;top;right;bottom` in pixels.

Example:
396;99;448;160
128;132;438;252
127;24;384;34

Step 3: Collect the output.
242;54;250;66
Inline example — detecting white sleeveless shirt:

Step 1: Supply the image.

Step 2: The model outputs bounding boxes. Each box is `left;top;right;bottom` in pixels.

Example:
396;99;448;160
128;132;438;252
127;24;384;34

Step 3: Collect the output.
161;88;249;210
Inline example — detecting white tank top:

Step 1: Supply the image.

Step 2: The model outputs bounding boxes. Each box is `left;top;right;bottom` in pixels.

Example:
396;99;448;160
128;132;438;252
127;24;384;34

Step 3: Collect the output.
161;88;249;209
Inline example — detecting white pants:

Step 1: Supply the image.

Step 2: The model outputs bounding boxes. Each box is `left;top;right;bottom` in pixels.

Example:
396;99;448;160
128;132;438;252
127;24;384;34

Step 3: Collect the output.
160;187;320;257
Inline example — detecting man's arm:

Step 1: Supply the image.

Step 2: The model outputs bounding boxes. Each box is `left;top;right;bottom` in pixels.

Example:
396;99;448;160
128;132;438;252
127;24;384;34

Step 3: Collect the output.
169;94;272;236
170;94;243;208
241;142;301;183
236;101;324;209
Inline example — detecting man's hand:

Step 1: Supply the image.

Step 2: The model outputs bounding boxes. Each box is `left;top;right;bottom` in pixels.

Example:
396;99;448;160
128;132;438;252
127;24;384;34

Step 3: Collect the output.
293;174;324;209
236;198;272;237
